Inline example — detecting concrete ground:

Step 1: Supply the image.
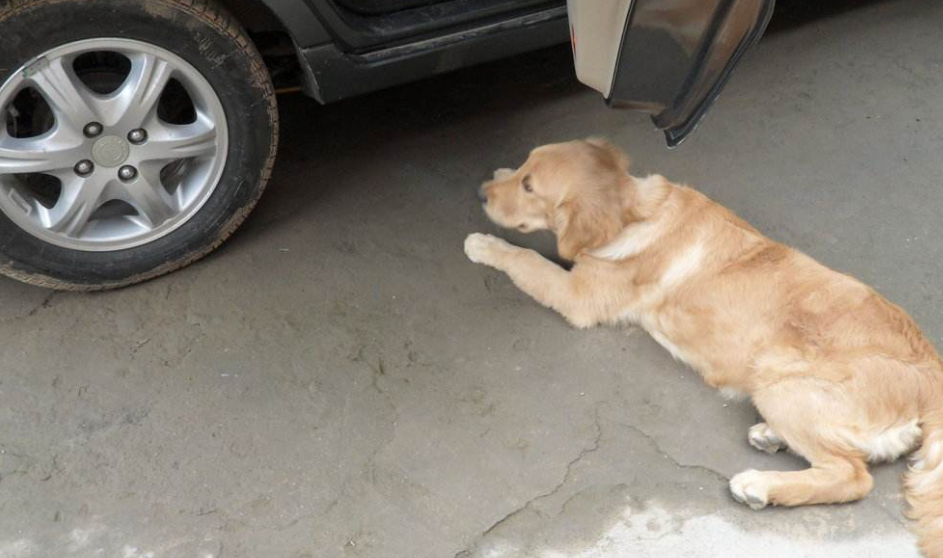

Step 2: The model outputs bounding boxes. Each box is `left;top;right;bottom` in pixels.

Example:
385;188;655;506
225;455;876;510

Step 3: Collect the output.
2;0;942;556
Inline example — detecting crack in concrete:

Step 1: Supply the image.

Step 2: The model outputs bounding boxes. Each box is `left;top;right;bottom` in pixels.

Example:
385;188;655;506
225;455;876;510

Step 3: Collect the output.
876;501;911;530
38;453;61;482
27;291;57;317
160;331;207;368
617;421;730;484
318;350;402;526
368;357;387;395
449;416;744;558
454;410;603;558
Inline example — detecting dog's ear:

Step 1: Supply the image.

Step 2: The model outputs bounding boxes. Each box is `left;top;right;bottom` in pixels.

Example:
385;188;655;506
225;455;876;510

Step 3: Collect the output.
555;197;623;260
552;139;630;259
585;137;630;173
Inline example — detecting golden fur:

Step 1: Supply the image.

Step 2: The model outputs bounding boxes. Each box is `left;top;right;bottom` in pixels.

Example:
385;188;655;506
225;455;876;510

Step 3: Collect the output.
466;138;943;556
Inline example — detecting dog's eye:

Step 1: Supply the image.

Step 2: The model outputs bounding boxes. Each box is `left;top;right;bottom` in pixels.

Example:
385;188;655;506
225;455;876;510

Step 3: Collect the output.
522;175;533;193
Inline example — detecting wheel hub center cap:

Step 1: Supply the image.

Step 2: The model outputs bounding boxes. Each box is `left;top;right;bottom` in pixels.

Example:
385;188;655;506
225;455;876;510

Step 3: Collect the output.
91;135;130;168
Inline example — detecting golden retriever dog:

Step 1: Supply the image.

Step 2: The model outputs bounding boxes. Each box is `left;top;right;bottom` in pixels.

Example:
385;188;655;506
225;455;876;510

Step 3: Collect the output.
464;138;943;557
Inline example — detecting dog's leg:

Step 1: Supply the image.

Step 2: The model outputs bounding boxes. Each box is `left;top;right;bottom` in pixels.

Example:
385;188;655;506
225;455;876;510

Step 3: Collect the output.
731;379;873;509
748;423;787;454
465;233;598;328
730;456;872;509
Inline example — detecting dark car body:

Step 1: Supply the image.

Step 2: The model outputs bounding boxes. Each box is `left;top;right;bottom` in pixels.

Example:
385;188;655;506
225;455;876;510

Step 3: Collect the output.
247;0;569;102
238;0;773;146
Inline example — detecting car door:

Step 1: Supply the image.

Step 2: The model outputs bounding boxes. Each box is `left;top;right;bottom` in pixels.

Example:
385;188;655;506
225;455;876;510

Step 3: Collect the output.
569;0;775;146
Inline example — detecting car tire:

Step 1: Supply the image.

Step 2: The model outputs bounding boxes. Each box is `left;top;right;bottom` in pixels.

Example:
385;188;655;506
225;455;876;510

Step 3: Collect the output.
0;0;278;290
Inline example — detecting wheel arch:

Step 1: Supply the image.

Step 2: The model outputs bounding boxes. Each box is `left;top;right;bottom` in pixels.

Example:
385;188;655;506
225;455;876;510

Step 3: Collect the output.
215;0;331;47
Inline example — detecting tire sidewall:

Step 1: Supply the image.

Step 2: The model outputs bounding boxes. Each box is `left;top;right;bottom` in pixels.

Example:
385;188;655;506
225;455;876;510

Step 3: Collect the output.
0;0;277;287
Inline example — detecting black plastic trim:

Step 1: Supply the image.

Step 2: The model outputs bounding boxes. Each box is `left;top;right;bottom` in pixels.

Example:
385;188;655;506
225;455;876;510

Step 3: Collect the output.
257;0;333;46
304;0;563;51
607;0;775;147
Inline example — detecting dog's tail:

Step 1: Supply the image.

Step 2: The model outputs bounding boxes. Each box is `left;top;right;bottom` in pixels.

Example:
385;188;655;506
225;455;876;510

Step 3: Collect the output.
905;407;943;557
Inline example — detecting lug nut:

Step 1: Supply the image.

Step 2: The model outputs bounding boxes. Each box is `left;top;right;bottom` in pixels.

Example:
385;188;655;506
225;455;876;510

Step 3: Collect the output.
127;129;147;144
74;160;94;176
118;165;137;181
83;122;103;138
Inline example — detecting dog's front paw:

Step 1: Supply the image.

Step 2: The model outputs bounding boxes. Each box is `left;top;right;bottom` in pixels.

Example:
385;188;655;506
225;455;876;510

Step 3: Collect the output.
465;233;513;266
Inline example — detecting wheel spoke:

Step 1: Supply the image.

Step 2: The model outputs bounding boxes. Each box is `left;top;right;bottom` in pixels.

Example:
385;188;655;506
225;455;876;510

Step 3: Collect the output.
45;175;109;236
123;164;177;229
112;52;174;129
138;120;217;163
0;133;86;174
25;56;101;133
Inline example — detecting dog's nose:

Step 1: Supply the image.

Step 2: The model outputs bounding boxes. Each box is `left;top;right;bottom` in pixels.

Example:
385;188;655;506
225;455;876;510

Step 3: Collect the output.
477;184;488;203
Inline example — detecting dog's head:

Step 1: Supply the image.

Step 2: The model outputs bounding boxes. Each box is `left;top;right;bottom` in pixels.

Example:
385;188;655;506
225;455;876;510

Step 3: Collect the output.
478;138;631;260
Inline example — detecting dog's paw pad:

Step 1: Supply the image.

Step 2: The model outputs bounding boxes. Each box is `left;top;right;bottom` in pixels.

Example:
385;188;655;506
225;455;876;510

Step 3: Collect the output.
730;470;770;510
748;423;786;454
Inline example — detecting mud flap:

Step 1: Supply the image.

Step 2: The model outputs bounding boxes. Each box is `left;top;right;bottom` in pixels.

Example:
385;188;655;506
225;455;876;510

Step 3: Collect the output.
568;0;775;147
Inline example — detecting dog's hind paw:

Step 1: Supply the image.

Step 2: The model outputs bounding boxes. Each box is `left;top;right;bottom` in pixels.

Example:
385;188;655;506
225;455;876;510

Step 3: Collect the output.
730;469;770;510
748;423;786;454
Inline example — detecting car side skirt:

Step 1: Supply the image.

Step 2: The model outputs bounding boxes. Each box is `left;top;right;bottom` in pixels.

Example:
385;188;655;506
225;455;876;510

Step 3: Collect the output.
298;6;568;103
